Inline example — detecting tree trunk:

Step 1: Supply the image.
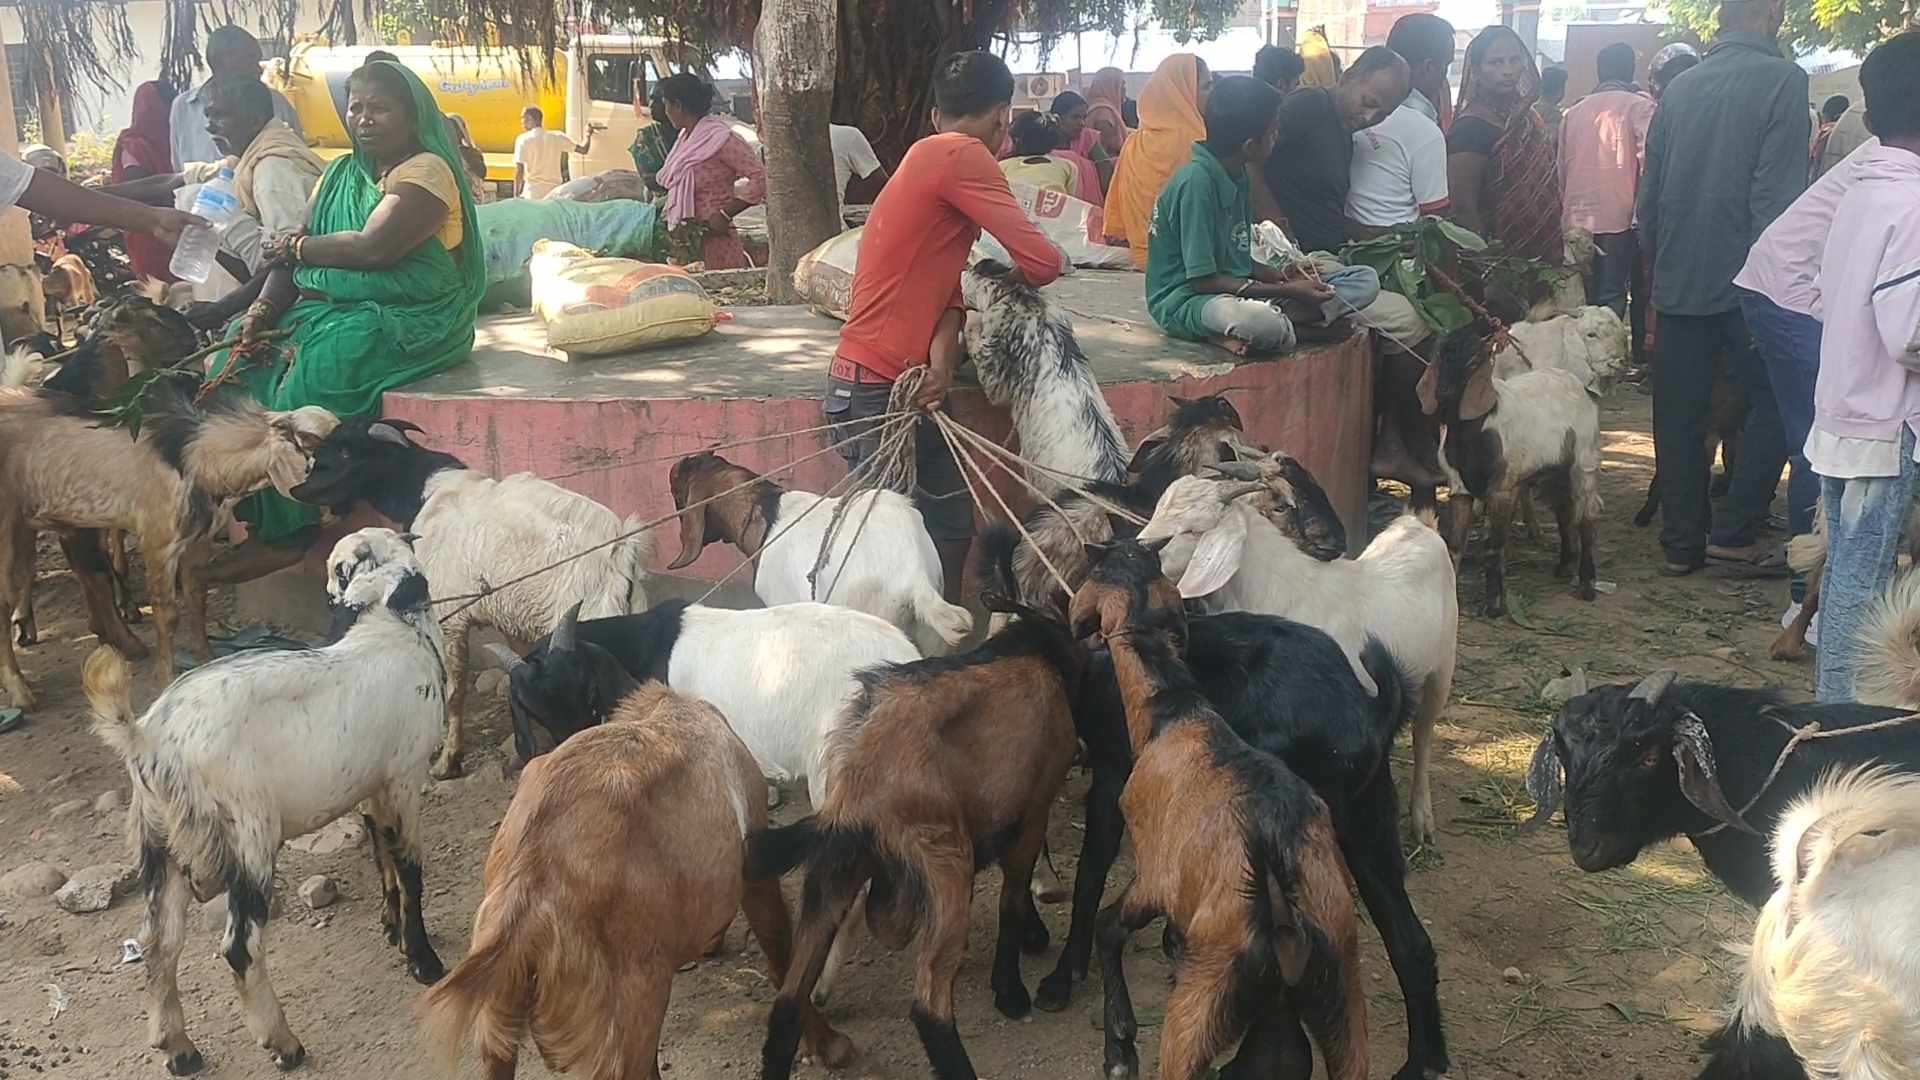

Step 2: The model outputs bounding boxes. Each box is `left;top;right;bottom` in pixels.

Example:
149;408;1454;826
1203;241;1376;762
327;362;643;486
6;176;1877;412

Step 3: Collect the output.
754;0;841;303
832;0;1009;168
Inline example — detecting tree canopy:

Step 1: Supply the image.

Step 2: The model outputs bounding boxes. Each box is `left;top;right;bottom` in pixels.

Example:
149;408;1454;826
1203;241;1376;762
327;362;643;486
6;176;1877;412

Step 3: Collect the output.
1663;0;1915;55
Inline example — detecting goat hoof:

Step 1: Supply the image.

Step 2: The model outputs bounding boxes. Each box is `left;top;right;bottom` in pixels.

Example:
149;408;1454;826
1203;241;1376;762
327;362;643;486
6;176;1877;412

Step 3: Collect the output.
1484;600;1507;619
165;1050;206;1076
1033;975;1074;1013
1104;1050;1140;1080
430;754;465;781
1575;582;1596;602
271;1043;305;1071
807;1031;855;1070
409;951;446;985
11;623;33;648
994;984;1032;1020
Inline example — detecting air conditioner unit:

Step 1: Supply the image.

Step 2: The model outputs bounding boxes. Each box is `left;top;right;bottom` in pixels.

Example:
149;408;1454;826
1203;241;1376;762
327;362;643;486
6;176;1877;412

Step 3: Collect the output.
1021;73;1067;101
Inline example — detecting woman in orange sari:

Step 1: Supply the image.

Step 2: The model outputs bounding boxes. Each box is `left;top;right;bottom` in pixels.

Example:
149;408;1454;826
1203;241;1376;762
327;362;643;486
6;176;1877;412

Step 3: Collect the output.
1102;54;1209;270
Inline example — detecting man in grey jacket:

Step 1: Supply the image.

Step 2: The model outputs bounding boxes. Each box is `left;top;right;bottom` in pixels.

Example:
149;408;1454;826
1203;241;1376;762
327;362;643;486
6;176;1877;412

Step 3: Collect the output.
1636;0;1808;576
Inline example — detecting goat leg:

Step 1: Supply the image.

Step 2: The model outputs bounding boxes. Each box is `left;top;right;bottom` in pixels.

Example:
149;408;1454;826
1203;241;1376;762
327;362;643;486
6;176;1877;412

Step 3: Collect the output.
110;530;142;624
990;818;1047;1019
1548;477;1578;581
221;873;304;1070
1155;941;1246;1080
762;858;866;1080
1337;777;1448;1079
1095;889;1159;1080
10;583;33;648
363;812;402;946
742;878;853;1068
1482;490;1515;618
0;526;33;708
1036;766;1127;1012
910;859;981;1080
1633;471;1660;528
1770;560;1822;662
371;791;443;984
1219;1008;1312;1080
61;530;147;660
140;845;203;1075
432;625;471;780
179;545;212;666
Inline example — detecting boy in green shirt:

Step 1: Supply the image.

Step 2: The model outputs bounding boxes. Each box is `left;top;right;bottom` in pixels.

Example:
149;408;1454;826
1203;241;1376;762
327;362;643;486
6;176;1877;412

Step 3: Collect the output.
1146;74;1382;354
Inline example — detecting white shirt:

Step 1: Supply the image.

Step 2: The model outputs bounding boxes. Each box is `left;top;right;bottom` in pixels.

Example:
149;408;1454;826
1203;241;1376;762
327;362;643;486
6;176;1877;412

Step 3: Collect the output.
1346;103;1449;227
1735;138;1880;317
830;124;883;214
513;128;574;198
170;81;302;171
0;152;35;208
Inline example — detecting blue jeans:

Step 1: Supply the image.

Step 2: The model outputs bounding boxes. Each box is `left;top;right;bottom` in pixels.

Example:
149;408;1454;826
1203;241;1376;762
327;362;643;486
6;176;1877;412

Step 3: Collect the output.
1588;229;1638;318
1815;425;1920;702
1198;265;1381;353
1739;288;1821;601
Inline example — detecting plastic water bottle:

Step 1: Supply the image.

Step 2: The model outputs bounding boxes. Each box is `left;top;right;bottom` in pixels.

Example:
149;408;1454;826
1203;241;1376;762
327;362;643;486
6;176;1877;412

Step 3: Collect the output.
168;166;240;284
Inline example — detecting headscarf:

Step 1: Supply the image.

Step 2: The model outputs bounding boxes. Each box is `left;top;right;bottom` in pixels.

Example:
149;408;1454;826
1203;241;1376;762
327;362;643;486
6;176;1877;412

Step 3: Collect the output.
1299;29;1341;89
657;113;736;226
114;81;176;279
1455;26;1563;263
1103;54;1204;271
1083;67;1132;156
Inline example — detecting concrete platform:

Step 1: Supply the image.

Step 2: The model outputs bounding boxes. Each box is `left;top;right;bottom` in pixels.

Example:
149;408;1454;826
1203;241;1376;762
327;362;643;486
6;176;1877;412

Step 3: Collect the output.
239;269;1374;626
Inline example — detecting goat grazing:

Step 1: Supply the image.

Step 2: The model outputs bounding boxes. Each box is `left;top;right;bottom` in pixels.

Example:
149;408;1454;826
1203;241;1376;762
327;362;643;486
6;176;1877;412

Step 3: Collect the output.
0;382;336;705
665;451;971;654
981;528;1450;1080
960;259;1129;496
87;528;446;1075
290;418;652;779
1700;767;1920;1080
749;608;1083;1080
1068;539;1368;1080
420;636;853;1080
1420;327;1603;614
1136;464;1457;849
1523;663;1920;908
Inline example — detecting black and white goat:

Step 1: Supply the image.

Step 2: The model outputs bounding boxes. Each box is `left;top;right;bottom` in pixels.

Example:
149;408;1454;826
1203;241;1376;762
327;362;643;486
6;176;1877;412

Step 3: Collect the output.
960;259;1128;497
87;528;446;1075
291;418;652;779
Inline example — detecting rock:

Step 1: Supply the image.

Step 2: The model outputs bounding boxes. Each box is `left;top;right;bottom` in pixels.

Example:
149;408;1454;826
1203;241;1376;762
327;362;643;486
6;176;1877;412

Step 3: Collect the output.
287;817;365;856
1502;966;1526;985
474;670;507;699
52;864;136;914
2;862;67;899
48;798;90;820
298;875;338;911
92;790;121;816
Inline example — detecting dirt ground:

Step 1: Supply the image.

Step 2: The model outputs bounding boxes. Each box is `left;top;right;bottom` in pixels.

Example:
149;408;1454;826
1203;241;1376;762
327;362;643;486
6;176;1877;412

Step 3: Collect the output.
0;385;1811;1080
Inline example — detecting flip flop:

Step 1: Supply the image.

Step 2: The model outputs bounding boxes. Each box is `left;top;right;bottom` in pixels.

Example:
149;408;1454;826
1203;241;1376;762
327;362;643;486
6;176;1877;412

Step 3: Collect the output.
0;708;23;734
1706;547;1791;579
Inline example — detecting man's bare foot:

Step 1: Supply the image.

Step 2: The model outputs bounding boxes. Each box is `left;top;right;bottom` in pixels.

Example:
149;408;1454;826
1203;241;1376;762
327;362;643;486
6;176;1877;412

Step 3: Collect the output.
1209;335;1254;356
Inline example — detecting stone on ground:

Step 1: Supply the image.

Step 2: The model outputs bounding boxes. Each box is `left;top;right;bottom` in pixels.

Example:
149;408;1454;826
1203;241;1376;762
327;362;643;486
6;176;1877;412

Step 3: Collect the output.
53;864;136;914
298;875;338;911
287;817;365;856
1;863;68;899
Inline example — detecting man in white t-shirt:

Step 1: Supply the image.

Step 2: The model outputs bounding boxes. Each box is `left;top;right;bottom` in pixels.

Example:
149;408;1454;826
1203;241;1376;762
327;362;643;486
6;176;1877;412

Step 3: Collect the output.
1348;14;1452;237
830;123;888;216
513;107;592;199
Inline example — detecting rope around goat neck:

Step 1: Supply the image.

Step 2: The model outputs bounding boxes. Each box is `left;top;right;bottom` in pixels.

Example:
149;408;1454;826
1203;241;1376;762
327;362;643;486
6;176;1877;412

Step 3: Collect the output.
1691;708;1920;837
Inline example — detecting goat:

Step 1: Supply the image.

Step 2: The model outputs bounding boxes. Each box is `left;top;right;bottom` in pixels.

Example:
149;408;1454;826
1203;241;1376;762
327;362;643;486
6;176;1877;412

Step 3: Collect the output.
43;252;98;338
1492;305;1631;391
420;634;853;1079
86;528;446;1076
980;528;1450;1079
290;417;652;779
1419;327;1602;615
959;259;1128;497
1769;502;1920;664
748;609;1084;1080
1067;539;1368;1080
0;383;336;706
665;451;972;655
1135;464;1457;850
1633;353;1747;528
1701;767;1920;1080
1523;660;1920;908
0;264;45;344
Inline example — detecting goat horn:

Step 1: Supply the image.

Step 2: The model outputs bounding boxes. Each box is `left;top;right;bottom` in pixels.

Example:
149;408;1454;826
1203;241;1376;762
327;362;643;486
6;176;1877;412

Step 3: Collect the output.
1628;669;1678;707
1220;481;1268;503
479;643;524;674
1518;733;1563;833
550;600;584;653
1207;460;1264;482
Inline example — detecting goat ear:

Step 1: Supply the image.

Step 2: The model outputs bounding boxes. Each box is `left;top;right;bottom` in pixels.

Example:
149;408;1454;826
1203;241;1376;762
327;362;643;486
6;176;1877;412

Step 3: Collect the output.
479;643;524;674
1458;361;1498;422
1140;536;1171;555
1082;539;1118;565
1628;669;1678;708
551;601;583;654
1518;732;1563;833
667;497;709;570
1672;713;1761;835
1175;509;1247;599
1415;361;1441;416
367;422;415;447
1127;429;1170;474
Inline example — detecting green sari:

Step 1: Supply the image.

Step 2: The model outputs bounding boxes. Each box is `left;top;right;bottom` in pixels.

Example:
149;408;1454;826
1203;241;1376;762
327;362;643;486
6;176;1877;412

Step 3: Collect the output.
217;60;486;542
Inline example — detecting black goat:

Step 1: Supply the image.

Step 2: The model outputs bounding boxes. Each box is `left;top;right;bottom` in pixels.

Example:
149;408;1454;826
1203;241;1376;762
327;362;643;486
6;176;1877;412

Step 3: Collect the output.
983;530;1451;1080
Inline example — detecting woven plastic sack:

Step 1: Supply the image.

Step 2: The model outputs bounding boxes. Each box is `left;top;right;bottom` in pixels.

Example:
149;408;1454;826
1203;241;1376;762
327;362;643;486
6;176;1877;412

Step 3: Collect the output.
529;239;716;355
475;198;661;287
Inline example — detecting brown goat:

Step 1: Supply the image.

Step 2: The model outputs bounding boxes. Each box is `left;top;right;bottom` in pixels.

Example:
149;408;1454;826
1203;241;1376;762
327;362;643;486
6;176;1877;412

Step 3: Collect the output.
0;386;335;705
421;676;851;1080
1069;539;1368;1080
749;613;1083;1080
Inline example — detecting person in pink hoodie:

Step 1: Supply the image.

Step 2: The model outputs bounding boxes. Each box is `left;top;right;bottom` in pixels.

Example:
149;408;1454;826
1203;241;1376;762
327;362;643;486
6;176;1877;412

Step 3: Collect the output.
1805;29;1920;702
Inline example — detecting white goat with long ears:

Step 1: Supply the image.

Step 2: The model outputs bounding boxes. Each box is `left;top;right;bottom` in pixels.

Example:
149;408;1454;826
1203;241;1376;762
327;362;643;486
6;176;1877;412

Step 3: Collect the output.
960;260;1129;495
1137;472;1459;847
665;452;972;655
1492;304;1631;390
86;527;448;1077
290;417;652;779
1706;766;1920;1080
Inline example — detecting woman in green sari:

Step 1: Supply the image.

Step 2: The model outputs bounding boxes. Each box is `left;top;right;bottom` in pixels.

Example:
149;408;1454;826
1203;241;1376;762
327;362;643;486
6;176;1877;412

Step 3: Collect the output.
629;88;677;196
206;59;484;582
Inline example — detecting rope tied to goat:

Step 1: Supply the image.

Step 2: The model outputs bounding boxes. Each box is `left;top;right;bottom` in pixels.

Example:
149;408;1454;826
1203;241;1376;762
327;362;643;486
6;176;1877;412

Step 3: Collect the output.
1691;707;1920;837
806;368;926;603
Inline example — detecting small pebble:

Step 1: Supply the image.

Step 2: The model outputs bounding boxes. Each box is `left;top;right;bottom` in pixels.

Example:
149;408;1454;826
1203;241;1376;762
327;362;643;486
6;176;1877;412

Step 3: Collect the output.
1502;966;1525;984
1;863;67;900
298;875;338;911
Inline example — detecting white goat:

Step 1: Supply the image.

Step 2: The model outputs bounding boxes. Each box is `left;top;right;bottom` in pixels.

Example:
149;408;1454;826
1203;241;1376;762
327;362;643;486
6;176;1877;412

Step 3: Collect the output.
1138;479;1458;847
1721;766;1920;1080
290;418;651;779
665;452;972;654
1493;305;1630;390
87;528;447;1076
960;262;1129;495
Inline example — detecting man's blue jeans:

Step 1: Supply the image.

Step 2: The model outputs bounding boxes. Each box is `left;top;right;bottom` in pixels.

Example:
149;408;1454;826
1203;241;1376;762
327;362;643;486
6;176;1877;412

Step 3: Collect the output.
1738;289;1821;602
1815;425;1919;702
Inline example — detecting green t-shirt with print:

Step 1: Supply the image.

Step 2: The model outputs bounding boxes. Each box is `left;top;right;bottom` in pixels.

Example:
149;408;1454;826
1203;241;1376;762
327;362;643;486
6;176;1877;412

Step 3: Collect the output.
1146;141;1254;341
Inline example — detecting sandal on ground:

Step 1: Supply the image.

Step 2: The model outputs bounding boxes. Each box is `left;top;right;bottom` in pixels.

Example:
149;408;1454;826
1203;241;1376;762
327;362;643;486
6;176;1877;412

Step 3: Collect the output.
1706;544;1791;579
1661;559;1704;577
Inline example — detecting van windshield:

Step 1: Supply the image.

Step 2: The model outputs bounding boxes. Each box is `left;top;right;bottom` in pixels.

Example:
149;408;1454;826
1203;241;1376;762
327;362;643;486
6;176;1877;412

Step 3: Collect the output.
587;54;640;103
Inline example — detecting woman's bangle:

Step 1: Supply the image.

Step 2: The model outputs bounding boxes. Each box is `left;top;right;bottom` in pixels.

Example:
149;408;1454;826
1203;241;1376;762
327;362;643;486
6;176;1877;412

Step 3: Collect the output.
290;235;306;264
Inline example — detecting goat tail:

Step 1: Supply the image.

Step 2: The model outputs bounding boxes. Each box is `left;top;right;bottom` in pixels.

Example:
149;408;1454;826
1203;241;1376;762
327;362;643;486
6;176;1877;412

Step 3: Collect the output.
1;344;45;388
1852;570;1920;709
746;816;829;881
617;513;655;615
1254;809;1369;1080
83;646;142;760
1358;636;1411;739
417;906;535;1072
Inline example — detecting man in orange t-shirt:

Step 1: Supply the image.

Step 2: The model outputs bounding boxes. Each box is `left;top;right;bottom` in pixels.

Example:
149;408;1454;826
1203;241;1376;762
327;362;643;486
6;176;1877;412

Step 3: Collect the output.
826;50;1063;601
